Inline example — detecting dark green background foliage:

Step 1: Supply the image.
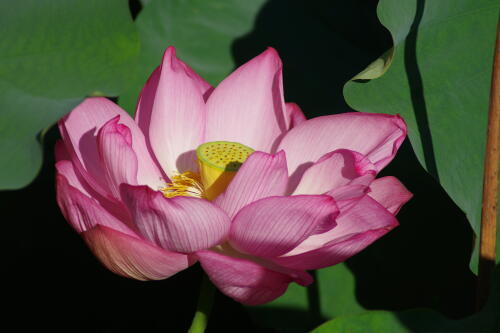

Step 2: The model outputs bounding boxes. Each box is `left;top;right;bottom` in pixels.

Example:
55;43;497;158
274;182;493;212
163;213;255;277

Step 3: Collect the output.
2;0;499;332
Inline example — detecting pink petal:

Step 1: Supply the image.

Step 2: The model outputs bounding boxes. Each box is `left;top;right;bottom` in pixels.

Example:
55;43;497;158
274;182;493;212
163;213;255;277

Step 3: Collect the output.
136;62;212;135
55;139;70;162
197;250;297;305
56;160;91;197
97;117;139;198
147;47;208;177
134;66;164;179
121;184;231;253
328;184;370;212
229;195;339;258
301;196;396;249
83;225;191;281
59;97;164;194
56;163;189;280
347;172;378;186
214;151;288;219
56;170;136;236
277;113;407;176
205;48;287;152
56;158;132;224
285;102;306;129
292;149;376;195
275;228;393;271
274;196;398;270
135;66;161;136
368;176;413;214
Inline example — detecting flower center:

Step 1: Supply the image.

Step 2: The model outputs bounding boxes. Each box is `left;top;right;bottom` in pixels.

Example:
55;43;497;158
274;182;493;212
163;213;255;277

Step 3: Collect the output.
160;141;254;200
161;171;204;198
197;141;254;200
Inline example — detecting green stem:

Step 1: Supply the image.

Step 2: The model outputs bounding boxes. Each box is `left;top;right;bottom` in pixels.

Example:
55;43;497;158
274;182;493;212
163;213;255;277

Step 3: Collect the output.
188;274;215;333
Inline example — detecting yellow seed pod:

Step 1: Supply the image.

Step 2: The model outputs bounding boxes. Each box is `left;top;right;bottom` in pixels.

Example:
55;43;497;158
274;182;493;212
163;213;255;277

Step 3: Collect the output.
196;141;254;200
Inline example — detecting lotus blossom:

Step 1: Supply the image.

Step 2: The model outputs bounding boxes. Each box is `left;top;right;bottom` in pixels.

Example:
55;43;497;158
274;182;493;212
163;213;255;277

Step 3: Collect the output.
55;46;412;305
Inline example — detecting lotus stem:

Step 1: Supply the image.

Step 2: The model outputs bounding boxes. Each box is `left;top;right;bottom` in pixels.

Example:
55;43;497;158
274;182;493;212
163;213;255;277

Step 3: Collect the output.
477;16;500;310
188;274;215;333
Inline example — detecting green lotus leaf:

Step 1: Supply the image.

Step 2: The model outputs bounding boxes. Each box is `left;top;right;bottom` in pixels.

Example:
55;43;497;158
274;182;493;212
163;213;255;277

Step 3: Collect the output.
0;0;139;189
343;0;500;270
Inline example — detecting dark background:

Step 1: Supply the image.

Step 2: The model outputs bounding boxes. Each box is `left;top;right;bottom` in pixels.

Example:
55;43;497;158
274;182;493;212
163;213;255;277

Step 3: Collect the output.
3;1;478;332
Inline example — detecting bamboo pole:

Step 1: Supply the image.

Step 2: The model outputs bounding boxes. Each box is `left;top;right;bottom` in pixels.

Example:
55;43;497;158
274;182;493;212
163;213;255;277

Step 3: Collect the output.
477;15;500;310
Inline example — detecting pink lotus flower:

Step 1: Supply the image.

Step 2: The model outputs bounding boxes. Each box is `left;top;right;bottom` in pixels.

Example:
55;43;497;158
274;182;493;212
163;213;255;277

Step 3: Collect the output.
55;46;411;305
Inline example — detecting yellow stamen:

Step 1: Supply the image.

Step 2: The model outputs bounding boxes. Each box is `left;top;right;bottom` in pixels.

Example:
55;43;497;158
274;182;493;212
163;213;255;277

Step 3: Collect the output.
196;141;254;200
160;171;204;198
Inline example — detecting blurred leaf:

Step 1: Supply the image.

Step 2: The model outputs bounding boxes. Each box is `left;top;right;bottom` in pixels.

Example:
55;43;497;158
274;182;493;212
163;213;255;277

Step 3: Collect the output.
343;0;500;271
119;0;267;113
247;264;365;333
0;84;81;190
0;0;139;189
311;265;500;332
